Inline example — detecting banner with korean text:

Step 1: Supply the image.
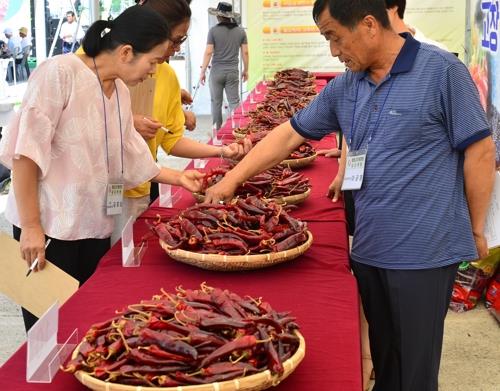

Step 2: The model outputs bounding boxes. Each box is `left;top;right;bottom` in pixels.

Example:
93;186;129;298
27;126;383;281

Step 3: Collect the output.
247;0;465;87
469;0;500;164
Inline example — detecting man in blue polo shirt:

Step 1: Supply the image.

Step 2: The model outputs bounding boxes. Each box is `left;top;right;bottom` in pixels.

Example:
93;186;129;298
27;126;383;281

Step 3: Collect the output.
205;0;496;390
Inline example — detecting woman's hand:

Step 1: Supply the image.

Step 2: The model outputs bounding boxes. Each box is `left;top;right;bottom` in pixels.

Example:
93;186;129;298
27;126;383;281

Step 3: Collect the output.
180;89;193;105
183;110;196;131
179;170;205;193
221;138;252;160
133;114;162;139
20;224;46;272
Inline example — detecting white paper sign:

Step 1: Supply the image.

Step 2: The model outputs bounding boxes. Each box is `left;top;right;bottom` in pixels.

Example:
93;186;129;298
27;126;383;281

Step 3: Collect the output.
27;302;59;381
484;172;500;249
122;216;137;267
159;183;172;208
26;302;78;383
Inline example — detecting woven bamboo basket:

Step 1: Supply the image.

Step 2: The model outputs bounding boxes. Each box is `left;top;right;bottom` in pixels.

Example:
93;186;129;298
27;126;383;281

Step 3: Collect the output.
160;230;313;271
192;188;311;206
232;130;248;140
73;331;306;391
281;153;317;169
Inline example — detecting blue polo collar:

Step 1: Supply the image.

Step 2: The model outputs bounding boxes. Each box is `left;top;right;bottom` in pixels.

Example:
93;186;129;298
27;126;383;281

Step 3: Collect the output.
355;32;421;81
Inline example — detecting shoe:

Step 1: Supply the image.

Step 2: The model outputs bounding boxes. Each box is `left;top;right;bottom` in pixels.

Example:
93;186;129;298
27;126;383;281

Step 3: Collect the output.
0;177;11;194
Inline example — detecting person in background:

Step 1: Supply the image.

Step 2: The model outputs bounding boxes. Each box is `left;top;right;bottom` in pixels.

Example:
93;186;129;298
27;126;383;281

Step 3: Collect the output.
0;5;204;331
59;10;84;54
18;27;31;80
204;1;496;391
0;40;9;58
386;0;448;50
19;27;30;50
200;2;249;129
112;0;251;244
3;28;21;82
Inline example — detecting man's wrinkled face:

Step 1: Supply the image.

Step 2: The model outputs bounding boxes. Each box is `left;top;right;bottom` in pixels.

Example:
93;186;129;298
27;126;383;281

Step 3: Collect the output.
317;7;370;72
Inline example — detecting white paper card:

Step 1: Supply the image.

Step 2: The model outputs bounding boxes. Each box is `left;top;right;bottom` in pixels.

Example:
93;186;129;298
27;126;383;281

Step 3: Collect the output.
484;172;500;249
106;183;124;215
341;149;367;191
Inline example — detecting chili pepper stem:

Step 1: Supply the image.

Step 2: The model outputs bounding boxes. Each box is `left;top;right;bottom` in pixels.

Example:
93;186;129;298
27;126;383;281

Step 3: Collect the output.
127;304;151;319
180;309;199;322
174;311;188;326
200;281;213;293
116;325;131;354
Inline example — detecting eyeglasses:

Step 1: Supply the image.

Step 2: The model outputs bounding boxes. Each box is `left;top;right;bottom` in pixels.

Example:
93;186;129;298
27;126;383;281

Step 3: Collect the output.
170;35;188;47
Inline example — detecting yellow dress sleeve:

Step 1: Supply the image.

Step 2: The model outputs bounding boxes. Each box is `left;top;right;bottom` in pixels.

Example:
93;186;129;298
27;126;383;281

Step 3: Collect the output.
125;63;185;198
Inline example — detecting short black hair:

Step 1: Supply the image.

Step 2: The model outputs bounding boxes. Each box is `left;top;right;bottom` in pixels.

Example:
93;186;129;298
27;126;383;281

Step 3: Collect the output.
82;5;169;57
313;0;390;29
66;11;75;17
385;0;406;19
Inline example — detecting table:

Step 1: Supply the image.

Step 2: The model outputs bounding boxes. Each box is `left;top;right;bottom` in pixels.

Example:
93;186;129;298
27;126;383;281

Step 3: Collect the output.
0;77;362;391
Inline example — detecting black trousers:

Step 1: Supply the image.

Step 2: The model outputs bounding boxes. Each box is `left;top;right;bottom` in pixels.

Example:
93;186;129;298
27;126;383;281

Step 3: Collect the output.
13;226;110;331
351;260;459;391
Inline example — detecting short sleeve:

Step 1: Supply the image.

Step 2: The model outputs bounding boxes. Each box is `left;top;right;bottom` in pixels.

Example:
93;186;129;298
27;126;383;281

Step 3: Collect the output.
290;78;340;140
0;59;70;178
241;29;248;45
207;28;214;45
440;62;491;150
122;115;161;190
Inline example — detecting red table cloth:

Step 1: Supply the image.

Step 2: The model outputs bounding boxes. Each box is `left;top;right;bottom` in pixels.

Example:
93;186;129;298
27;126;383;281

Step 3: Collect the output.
0;79;361;391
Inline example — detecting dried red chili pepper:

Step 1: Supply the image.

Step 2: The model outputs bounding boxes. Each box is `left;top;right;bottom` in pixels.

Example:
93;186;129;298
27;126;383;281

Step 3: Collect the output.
199;335;259;368
258;326;284;375
138;328;198;360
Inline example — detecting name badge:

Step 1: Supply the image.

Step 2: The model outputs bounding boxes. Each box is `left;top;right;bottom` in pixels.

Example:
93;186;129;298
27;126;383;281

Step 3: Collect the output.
106;183;124;215
341;149;367;191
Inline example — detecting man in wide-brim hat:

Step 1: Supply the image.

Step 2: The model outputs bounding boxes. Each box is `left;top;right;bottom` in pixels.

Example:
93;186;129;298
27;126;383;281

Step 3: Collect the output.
208;2;240;20
201;1;248;129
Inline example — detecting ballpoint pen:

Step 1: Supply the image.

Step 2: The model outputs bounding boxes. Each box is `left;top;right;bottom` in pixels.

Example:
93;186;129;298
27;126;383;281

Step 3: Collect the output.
25;239;52;277
141;117;173;134
160;126;173;134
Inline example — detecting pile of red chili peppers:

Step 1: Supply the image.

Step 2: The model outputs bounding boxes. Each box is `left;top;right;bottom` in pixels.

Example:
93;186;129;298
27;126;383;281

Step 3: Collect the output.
233;68;317;161
200;163;310;200
150;196;309;255
63;283;301;387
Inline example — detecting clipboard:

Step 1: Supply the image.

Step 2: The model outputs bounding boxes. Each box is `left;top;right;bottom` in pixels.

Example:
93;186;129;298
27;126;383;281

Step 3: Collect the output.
0;234;79;317
128;77;157;117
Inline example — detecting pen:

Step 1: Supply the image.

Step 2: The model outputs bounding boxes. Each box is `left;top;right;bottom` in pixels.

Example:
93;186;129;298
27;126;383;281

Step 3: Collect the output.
141;117;173;134
26;239;52;277
160;126;173;134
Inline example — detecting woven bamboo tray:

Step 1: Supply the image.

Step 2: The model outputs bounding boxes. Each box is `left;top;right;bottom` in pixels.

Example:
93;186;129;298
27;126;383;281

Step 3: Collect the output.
192;188;311;206
232;130;247;140
281;153;317;169
73;331;306;391
161;230;313;271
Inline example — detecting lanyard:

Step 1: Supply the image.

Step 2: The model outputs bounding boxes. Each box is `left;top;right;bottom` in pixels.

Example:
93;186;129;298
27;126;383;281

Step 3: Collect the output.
349;75;395;151
92;57;124;176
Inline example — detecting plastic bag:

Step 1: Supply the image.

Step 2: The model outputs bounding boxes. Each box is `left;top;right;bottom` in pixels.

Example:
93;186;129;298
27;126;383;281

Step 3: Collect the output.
449;248;500;312
485;269;500;322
